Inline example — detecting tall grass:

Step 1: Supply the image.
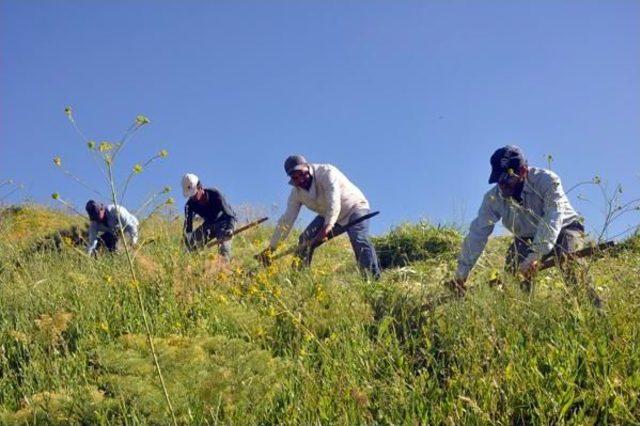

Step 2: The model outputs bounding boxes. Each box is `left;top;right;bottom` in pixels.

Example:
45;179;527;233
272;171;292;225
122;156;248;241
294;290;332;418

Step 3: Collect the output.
1;205;639;424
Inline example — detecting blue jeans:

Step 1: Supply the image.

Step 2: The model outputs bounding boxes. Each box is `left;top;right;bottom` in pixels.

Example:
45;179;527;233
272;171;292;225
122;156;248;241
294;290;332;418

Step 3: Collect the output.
295;209;381;279
186;217;236;259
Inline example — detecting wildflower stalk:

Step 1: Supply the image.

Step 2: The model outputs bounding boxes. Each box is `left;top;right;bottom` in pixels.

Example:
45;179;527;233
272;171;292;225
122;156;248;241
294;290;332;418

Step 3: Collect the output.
565;180;599;195
135;186;171;217
65;108;108;179
139;197;174;229
51;194;87;219
105;160;177;425
64;108;176;424
120;151;166;204
111;115;149;164
608;197;640;225
610;223;640;240
56;163;105;198
0;183;21;203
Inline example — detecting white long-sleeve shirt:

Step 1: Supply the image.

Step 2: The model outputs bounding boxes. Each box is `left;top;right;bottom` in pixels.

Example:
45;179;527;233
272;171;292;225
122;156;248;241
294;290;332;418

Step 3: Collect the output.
455;167;581;279
269;163;369;248
87;204;139;254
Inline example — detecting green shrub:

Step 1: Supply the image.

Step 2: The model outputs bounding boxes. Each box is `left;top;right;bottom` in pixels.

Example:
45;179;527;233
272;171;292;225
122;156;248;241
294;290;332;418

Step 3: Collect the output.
373;222;462;269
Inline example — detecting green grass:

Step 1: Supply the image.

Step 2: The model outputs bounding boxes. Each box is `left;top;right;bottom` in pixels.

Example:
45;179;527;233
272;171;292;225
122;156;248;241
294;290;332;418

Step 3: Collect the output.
1;205;639;424
372;221;462;269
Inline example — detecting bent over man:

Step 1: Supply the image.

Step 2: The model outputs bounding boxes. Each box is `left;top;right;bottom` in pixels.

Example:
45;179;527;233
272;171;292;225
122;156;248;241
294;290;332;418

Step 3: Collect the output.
260;155;380;279
449;145;601;307
85;200;139;255
182;173;236;259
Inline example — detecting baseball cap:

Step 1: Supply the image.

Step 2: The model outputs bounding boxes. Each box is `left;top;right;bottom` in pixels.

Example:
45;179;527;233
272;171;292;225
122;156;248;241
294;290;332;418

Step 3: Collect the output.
488;145;526;184
181;173;199;198
284;155;308;176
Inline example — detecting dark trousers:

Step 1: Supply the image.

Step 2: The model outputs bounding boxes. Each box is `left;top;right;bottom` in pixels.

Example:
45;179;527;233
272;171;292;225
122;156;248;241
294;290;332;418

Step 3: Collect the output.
505;223;586;277
505;222;600;305
186;217;236;259
99;232;119;252
295;209;381;279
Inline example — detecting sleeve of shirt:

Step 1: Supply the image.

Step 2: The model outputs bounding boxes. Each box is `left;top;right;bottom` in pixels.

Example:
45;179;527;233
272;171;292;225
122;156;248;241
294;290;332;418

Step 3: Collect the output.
86;221;99;254
117;206;139;245
531;172;565;257
322;168;342;229
184;201;194;233
269;191;302;248
209;189;236;219
455;191;501;279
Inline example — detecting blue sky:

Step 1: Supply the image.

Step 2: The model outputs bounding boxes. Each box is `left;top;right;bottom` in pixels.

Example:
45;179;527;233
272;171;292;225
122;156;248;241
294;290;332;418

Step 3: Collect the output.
1;1;639;239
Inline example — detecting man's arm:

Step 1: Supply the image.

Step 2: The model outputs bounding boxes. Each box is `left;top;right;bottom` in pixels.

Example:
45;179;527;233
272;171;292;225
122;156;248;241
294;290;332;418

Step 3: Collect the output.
269;191;302;249
530;172;567;259
184;201;194;234
322;168;342;230
116;206;139;246
86;221;99;254
455;191;501;280
122;220;139;246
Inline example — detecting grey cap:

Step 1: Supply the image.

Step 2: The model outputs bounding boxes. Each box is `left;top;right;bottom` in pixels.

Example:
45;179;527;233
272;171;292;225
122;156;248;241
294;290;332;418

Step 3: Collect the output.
284;155;308;176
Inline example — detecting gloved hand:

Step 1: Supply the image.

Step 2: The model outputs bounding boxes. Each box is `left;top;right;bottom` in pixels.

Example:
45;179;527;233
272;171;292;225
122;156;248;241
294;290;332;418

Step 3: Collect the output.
519;253;539;277
255;247;274;266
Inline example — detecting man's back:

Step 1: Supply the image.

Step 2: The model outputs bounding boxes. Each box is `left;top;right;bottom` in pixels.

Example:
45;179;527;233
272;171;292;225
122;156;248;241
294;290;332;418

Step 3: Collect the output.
481;167;580;238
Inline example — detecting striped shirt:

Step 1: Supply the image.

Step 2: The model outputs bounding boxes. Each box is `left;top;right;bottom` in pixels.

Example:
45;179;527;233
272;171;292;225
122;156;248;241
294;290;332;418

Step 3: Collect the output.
456;167;581;279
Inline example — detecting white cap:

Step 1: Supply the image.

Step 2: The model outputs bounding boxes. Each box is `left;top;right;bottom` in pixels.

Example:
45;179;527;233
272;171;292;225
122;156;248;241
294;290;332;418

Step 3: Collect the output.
181;173;199;198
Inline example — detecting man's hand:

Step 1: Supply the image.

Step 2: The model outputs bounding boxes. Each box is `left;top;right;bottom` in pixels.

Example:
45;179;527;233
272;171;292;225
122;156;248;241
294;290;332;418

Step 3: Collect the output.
445;276;467;297
256;247;274;266
222;228;234;240
312;224;333;247
519;253;539;278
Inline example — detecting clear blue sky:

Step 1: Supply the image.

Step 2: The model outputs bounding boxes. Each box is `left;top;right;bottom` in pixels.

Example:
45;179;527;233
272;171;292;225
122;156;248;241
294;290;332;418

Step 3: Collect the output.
2;1;639;239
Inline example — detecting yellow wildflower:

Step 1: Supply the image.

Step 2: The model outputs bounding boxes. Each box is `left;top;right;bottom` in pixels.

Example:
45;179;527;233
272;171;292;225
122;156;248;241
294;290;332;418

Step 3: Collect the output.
135;115;150;126
98;142;113;152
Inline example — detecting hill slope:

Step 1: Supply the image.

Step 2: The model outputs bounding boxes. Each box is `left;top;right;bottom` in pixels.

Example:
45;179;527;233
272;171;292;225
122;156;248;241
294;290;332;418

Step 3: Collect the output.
1;205;639;424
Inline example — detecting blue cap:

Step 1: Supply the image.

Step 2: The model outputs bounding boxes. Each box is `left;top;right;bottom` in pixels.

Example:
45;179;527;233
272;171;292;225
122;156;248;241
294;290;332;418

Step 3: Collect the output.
489;145;526;184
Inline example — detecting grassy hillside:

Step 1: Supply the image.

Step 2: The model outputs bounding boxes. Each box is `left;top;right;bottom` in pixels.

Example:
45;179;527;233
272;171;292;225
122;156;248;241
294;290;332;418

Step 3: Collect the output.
1;205;639;424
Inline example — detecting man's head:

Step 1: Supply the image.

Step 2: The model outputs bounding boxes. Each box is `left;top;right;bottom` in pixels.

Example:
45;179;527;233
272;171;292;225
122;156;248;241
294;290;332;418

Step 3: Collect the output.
489;145;528;198
182;173;206;202
284;155;312;189
85;200;105;222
